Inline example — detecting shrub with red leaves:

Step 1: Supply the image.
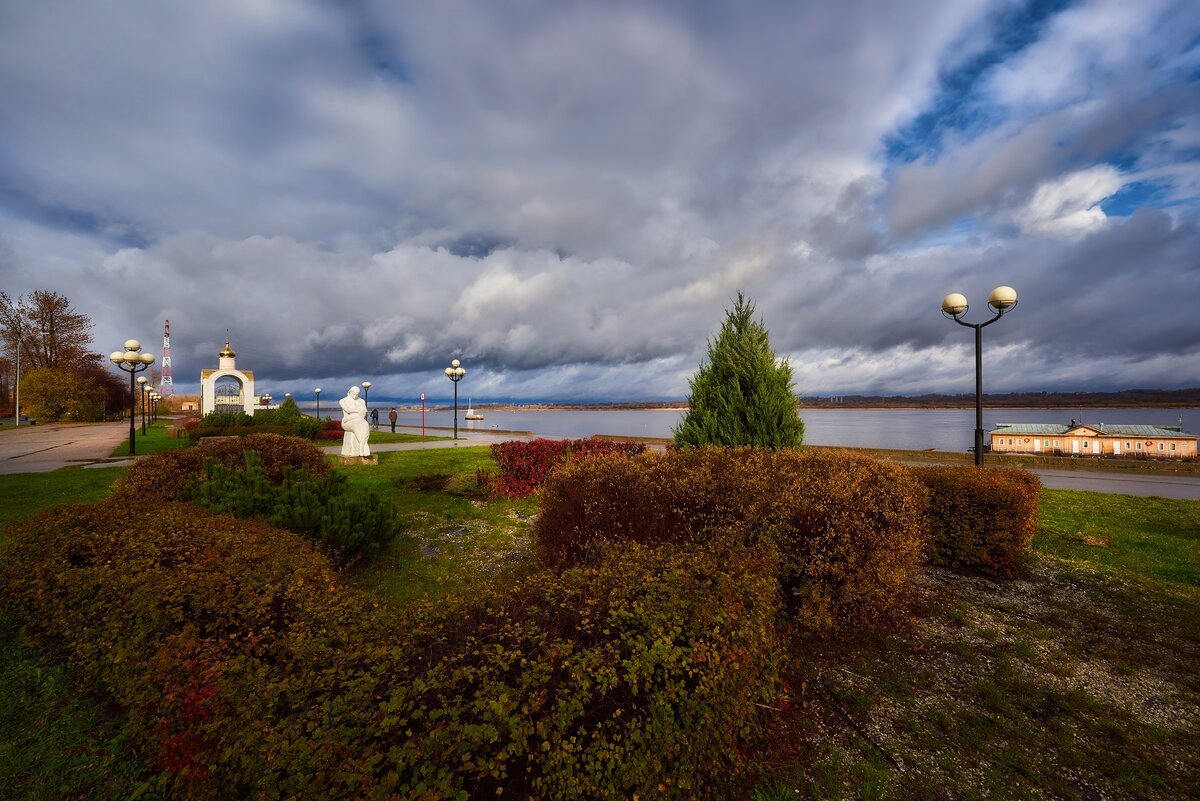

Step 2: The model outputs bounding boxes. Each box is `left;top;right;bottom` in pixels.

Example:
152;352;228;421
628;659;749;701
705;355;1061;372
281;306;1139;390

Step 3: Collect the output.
317;418;344;440
490;437;646;497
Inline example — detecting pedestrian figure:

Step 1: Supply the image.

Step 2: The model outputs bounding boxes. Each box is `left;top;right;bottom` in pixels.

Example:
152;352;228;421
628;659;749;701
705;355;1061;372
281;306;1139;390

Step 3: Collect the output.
388;407;397;433
370;407;379;430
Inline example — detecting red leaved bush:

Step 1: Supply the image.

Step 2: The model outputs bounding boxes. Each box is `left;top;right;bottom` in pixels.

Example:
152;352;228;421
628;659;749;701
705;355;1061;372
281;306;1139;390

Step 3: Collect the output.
317;418;344;440
490;437;646;497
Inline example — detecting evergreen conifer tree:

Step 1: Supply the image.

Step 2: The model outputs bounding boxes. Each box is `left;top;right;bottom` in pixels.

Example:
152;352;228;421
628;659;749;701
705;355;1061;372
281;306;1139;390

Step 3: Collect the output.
673;292;804;449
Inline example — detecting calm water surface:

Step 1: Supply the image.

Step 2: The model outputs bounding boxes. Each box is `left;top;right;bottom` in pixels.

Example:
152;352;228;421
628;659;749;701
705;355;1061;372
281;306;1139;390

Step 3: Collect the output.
303;405;1199;452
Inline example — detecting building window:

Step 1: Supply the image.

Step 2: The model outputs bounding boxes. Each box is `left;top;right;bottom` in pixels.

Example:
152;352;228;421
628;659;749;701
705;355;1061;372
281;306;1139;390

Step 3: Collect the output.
1125;442;1131;448
1159;443;1165;451
1083;441;1089;448
1054;440;1059;447
1171;443;1177;451
1137;442;1142;450
1044;439;1050;447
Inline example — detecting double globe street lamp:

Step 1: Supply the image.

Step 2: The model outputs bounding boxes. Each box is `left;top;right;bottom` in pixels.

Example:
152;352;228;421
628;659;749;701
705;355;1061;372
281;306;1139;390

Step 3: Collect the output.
444;359;465;440
109;340;155;455
941;286;1018;466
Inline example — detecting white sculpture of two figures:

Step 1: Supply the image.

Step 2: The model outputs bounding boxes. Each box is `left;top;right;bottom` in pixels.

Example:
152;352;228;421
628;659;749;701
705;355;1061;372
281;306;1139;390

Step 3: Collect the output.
339;385;372;457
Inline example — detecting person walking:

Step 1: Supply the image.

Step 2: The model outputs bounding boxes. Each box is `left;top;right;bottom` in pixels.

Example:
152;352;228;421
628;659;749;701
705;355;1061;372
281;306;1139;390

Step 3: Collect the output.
388;407;397;433
370;407;379;430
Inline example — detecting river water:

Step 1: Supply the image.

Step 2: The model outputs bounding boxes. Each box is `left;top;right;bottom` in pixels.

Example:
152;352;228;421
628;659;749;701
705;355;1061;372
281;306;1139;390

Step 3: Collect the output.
301;405;1199;452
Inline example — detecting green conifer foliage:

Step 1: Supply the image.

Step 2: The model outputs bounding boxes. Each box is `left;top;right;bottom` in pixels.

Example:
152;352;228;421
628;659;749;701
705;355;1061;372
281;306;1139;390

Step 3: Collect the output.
673;292;804;449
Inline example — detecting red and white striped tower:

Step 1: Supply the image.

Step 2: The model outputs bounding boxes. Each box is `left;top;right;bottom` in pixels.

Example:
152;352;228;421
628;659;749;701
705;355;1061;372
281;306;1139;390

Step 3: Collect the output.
160;319;175;397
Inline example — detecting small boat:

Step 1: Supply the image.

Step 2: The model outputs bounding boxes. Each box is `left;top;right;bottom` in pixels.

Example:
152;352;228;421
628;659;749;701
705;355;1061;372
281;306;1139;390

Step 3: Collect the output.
464;399;484;421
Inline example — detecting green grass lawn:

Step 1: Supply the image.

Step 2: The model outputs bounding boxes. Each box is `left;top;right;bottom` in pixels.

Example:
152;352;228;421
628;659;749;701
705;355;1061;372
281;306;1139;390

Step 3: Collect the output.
1035;488;1200;592
108;421;193;457
2;451;1198;799
338;446;538;605
0;467;124;538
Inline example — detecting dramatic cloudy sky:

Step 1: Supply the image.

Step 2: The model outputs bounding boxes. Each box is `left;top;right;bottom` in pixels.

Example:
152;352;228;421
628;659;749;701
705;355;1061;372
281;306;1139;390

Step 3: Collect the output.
1;0;1198;402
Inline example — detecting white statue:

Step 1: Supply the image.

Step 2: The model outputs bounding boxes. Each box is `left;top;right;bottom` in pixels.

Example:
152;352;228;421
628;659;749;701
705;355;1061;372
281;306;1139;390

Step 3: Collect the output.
339;385;371;457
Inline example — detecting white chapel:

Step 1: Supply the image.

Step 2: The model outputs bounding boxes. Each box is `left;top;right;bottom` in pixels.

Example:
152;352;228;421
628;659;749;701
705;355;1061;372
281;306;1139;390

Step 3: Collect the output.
200;332;256;416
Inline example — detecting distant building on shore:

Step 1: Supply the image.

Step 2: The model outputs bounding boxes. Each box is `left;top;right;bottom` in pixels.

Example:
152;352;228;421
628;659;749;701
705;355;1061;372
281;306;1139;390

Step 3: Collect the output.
990;422;1197;458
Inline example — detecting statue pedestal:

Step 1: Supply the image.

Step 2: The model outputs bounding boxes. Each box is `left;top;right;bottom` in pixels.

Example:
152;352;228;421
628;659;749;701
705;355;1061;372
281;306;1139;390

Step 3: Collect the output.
338;455;379;466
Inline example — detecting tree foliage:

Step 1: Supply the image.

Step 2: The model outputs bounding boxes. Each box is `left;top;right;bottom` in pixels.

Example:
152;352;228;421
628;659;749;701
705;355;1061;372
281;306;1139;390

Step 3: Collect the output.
0;290;96;370
20;367;107;422
673;292;804;449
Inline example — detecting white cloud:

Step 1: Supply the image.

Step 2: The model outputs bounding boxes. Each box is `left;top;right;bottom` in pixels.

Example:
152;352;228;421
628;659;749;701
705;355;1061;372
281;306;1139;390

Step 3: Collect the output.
0;1;1197;398
1011;165;1124;236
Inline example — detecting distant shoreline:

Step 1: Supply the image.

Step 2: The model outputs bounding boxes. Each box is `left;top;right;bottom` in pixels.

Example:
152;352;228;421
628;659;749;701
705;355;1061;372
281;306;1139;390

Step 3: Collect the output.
390;402;1198;413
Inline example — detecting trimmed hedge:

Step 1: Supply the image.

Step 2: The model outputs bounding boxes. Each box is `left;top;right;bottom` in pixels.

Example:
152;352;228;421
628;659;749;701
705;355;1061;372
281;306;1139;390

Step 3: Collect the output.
911;465;1041;579
490;437;647;497
112;433;331;502
3;504;781;799
536;447;929;630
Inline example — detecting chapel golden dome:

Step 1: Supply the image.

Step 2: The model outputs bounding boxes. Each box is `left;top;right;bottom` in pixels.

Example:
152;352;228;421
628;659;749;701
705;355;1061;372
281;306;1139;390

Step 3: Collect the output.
219;331;236;359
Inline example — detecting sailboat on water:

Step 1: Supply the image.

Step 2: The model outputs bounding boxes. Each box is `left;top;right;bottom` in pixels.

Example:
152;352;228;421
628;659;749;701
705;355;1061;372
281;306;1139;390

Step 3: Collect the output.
464;398;484;420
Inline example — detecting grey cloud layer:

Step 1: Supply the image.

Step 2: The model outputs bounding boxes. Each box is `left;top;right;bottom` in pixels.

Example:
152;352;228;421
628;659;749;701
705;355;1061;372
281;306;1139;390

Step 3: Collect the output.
0;0;1196;398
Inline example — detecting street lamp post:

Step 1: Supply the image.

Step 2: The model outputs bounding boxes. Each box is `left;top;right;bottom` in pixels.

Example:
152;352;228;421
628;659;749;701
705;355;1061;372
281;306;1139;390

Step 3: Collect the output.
149;391;159;423
362;381;372;428
941;286;1018;466
109;340;155;455
137;376;148;434
444;359;465;440
314;387;321;419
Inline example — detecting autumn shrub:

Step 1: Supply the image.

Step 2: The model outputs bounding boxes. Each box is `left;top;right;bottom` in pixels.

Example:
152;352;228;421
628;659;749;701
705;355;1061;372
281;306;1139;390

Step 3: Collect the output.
911;465;1041;579
536;447;929;630
200;410;254;427
195;403;322;440
112;432;330;501
2;505;780;800
317;417;344;440
188;423;293;441
490;437;646;497
0;501;372;790
184;451;398;563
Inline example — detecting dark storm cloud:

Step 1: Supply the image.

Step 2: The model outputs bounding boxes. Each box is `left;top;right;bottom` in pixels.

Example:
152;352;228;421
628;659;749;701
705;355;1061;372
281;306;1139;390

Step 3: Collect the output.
0;0;1197;399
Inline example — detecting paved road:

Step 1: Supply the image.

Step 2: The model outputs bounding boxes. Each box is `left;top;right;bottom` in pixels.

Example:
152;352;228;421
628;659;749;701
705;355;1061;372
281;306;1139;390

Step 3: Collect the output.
1029;467;1200;500
0;421;131;474
4;423;1200;498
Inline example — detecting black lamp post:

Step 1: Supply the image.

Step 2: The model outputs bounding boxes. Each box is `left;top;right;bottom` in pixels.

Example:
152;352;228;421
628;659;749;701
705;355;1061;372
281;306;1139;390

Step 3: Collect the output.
361;381;372;428
109;340;155;455
941;286;1018;466
444;359;465;440
137;376;148;434
314;387;321;419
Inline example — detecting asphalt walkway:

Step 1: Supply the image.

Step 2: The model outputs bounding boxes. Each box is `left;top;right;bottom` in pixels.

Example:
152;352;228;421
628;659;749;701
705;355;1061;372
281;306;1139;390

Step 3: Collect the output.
0;421;131;474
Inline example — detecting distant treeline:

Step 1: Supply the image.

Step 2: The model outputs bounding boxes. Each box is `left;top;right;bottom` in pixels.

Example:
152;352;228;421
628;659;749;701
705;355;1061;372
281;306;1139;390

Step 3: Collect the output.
801;388;1200;408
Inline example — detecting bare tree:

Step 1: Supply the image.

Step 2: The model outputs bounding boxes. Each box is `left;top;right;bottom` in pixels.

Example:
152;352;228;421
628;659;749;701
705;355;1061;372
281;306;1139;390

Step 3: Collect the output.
0;290;95;370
